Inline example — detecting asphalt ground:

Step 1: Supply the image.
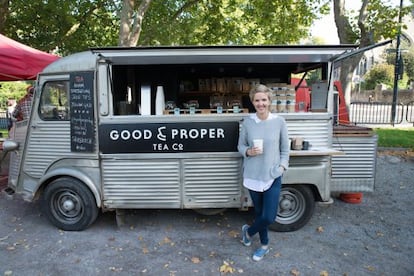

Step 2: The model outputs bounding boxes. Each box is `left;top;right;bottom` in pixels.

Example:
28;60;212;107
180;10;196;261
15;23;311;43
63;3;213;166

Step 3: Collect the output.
0;152;413;276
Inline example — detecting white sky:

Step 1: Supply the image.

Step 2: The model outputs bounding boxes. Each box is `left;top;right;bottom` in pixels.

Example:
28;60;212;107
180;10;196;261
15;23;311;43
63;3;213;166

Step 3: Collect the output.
311;0;404;44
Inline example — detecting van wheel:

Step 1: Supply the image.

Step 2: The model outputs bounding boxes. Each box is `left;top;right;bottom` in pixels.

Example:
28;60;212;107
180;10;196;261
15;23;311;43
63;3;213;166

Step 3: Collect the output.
41;177;99;231
269;185;315;232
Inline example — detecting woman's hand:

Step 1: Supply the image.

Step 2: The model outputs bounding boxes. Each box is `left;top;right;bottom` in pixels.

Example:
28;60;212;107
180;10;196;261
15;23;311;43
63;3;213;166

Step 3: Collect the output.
247;146;263;156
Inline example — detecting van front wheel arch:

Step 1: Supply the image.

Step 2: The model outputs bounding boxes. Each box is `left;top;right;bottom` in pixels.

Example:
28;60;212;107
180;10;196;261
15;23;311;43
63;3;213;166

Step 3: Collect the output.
269;184;315;232
41;177;99;231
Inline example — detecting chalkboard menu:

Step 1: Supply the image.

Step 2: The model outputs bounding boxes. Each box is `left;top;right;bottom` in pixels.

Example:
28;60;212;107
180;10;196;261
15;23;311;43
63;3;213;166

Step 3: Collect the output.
69;72;95;152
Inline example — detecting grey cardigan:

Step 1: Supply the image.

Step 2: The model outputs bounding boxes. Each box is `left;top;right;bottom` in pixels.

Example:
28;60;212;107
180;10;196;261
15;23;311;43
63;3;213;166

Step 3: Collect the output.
237;114;290;182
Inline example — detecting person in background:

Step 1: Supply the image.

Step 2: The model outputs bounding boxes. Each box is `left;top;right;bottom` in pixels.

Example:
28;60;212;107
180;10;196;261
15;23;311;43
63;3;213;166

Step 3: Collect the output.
237;84;290;261
12;86;34;121
6;99;16;130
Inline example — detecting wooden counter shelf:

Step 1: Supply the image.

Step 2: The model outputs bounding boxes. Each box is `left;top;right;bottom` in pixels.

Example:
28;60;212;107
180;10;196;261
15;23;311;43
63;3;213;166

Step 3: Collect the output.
163;108;249;115
290;148;344;156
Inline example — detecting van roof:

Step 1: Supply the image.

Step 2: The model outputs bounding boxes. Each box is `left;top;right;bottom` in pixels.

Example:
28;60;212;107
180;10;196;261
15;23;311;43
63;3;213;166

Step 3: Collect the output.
42;45;358;74
92;45;357;65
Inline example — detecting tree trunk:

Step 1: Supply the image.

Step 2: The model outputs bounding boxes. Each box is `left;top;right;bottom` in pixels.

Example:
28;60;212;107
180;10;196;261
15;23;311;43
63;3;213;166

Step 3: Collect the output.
119;0;152;46
333;0;372;106
0;0;9;34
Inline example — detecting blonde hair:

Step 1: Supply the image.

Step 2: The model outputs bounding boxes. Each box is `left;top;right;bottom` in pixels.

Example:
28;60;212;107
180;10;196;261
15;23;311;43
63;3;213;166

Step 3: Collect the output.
249;84;272;102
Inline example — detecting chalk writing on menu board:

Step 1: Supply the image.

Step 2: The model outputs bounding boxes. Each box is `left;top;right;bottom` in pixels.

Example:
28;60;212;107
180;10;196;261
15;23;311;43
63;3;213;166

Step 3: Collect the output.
70;72;95;152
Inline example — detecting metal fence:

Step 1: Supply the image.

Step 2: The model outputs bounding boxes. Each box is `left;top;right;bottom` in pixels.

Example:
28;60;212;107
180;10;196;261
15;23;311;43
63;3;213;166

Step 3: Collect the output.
406;101;414;124
349;102;408;125
0;111;10;130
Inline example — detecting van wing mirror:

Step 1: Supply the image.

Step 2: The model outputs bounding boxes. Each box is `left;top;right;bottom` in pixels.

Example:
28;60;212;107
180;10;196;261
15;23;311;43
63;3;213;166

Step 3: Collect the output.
2;140;19;152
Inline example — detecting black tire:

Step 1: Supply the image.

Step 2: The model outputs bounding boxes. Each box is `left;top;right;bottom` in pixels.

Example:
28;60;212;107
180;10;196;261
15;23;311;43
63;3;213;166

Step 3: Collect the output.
41;177;99;231
269;185;315;232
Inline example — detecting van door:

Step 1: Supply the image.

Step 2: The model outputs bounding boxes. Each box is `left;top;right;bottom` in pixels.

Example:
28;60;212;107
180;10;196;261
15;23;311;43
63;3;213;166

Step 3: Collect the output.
13;75;72;193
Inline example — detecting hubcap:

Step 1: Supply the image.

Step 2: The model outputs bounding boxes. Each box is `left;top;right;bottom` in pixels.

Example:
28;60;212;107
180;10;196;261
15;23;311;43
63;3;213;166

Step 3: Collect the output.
62;199;75;211
52;190;83;223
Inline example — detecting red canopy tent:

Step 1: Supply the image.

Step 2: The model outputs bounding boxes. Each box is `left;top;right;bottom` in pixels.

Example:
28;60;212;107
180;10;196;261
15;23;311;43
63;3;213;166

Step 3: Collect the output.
0;34;59;81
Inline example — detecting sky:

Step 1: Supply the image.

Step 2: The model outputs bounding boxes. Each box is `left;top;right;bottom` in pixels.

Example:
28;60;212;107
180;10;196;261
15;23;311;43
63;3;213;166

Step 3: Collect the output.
310;0;404;44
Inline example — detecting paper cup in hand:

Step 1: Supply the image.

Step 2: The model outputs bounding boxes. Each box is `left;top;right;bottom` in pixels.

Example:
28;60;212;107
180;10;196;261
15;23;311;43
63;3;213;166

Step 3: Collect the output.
253;139;263;154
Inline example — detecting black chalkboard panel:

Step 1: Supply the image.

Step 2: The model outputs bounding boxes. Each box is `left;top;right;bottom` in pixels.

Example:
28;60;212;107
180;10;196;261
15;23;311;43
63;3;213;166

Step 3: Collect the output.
69;72;95;152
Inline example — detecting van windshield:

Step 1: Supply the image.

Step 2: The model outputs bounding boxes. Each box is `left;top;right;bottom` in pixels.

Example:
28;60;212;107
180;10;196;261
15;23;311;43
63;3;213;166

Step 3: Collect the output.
39;81;70;120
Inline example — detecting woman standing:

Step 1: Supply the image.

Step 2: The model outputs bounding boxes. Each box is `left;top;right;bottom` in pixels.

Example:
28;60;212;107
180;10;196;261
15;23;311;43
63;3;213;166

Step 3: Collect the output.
237;84;290;261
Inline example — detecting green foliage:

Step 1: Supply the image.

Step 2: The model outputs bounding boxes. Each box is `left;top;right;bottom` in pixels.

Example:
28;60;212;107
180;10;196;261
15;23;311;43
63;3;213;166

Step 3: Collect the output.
5;0;120;55
0;81;31;110
362;64;394;89
4;0;329;53
141;0;330;46
385;48;414;83
362;63;408;90
346;0;414;44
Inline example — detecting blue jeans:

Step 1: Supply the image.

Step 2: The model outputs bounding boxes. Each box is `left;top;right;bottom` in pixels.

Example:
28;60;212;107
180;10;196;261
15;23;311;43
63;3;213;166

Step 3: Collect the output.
247;177;282;245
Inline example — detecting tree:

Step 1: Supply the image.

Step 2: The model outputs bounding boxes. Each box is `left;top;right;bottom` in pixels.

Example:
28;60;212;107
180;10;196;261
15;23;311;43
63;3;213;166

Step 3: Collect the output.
385;47;414;85
363;63;396;89
138;0;331;46
0;81;30;110
4;0;120;55
3;0;330;52
0;0;9;34
119;0;152;46
333;0;414;105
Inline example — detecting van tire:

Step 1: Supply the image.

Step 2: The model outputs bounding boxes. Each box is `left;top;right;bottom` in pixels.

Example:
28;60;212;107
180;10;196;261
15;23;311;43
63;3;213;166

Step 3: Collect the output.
269;185;315;232
41;177;99;231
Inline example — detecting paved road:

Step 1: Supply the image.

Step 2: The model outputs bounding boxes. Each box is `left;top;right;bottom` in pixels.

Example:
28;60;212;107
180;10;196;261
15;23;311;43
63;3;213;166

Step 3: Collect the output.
0;153;413;275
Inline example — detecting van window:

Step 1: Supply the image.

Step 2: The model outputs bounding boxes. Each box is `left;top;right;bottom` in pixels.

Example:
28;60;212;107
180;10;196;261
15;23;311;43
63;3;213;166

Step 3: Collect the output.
39;81;70;120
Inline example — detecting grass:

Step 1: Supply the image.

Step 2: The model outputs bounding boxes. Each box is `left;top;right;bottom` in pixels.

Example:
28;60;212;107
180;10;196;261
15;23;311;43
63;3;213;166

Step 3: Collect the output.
374;128;414;150
0;129;8;139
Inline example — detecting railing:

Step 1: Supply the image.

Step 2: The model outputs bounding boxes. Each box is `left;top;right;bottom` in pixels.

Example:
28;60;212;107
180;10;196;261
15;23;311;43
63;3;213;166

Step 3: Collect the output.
349;102;405;125
406;101;414;124
0;111;10;130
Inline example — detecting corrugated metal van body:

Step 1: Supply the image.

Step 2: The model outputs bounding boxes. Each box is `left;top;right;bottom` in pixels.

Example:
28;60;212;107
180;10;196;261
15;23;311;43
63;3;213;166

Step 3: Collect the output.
331;135;378;192
285;114;333;148
101;156;243;209
99;113;334;209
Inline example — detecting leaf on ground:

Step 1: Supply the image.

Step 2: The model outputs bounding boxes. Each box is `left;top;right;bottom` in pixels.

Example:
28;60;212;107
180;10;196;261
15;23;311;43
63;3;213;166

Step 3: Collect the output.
273;252;282;257
228;230;239;238
365;265;375;271
109;266;123;272
219;261;235;274
191;257;201;264
320;270;329;276
0;235;9;241
316;226;324;233
159;236;174;246
142;247;149;254
290;268;300;276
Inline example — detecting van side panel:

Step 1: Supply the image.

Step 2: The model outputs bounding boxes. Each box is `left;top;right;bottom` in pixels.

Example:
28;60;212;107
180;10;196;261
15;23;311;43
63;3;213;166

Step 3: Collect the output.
101;156;242;209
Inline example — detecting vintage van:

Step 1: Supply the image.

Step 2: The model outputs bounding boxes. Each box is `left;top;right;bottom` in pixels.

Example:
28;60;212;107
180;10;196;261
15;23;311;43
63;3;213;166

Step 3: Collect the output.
2;45;378;231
